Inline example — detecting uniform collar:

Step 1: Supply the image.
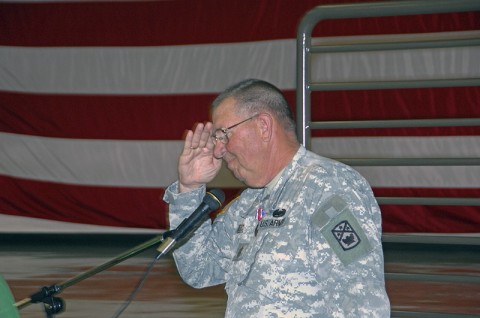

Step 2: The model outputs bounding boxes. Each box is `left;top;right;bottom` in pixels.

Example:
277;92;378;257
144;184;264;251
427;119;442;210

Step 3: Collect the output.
264;145;306;193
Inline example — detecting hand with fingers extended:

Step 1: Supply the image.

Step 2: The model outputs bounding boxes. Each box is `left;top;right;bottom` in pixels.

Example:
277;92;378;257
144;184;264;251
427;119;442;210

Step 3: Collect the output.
178;122;222;193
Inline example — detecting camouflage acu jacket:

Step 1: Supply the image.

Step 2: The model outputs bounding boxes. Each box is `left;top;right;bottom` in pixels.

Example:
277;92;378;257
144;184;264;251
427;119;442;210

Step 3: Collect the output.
164;146;390;317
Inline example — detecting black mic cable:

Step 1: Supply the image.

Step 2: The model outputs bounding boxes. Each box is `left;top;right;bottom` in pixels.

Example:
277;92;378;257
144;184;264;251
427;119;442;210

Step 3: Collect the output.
110;189;225;318
110;255;157;318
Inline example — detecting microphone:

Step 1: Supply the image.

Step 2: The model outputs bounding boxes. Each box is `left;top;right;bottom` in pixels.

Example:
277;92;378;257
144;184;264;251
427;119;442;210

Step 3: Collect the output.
156;188;225;259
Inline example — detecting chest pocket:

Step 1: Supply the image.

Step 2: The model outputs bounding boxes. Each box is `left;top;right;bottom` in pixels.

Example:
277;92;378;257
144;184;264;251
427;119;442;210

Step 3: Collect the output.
229;217;271;285
231;215;257;261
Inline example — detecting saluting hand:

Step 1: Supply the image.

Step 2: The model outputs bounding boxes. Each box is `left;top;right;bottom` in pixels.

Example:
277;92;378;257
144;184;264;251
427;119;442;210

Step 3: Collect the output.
178;122;222;193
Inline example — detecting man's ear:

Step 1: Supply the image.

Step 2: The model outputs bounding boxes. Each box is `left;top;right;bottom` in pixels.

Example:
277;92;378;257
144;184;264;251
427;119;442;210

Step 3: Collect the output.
257;113;273;142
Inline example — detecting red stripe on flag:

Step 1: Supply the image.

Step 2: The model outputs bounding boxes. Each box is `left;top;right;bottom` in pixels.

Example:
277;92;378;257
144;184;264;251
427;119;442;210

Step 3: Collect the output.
374;187;480;198
375;187;480;233
0;1;478;47
0;91;216;140
0;175;168;229
1;175;478;233
1;88;478;139
381;204;480;233
310;87;480;137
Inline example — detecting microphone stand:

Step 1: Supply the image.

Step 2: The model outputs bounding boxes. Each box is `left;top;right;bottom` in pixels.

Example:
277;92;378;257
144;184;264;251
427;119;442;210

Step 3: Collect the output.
14;231;175;317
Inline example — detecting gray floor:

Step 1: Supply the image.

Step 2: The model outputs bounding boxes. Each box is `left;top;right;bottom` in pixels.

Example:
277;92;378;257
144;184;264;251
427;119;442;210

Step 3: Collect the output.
1;234;479;318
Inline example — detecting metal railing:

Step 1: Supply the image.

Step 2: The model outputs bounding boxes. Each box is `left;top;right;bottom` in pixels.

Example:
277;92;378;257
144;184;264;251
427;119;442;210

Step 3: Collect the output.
296;0;480;233
297;0;480;146
296;1;480;317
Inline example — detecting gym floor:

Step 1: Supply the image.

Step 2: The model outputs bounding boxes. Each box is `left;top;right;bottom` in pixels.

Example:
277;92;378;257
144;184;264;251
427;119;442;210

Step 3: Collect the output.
1;234;479;318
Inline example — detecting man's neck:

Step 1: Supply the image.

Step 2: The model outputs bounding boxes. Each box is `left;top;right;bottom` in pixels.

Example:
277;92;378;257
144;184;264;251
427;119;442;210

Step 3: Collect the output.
262;135;300;187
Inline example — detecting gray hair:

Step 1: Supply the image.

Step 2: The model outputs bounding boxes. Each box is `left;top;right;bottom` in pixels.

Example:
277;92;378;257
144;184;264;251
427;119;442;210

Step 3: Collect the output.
211;79;296;132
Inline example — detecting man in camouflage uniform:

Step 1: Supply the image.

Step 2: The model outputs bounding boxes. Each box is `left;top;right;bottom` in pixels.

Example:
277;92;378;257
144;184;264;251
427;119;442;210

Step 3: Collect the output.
164;79;390;317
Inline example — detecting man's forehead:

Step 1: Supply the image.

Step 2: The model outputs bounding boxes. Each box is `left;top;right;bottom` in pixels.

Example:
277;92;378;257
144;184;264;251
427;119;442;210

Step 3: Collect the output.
212;98;238;126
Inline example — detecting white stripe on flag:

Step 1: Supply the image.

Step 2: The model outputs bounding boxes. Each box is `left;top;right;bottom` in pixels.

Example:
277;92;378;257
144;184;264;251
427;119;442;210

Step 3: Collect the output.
311;31;480;82
0;132;182;187
311;136;480;158
0;40;296;95
1;132;479;188
1;31;479;95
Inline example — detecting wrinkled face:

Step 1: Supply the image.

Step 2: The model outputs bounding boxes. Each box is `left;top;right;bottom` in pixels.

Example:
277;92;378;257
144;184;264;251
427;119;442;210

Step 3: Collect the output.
212;98;266;187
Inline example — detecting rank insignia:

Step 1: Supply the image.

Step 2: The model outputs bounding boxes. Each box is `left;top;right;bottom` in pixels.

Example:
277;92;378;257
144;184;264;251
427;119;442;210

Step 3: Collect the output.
236;224;245;234
332;220;361;251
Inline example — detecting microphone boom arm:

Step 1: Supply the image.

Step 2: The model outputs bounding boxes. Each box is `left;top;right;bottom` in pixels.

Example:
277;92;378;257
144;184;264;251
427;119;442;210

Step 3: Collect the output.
14;188;225;316
15;233;165;311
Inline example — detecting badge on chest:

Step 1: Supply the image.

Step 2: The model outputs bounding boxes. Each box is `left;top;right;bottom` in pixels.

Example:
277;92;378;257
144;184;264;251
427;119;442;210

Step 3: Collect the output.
233;207;289;261
255;208;288;236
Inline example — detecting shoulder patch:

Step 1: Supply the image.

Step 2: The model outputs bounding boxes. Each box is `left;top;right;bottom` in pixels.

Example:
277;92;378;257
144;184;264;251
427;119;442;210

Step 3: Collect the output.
321;208;373;266
312;195;373;266
332;220;361;251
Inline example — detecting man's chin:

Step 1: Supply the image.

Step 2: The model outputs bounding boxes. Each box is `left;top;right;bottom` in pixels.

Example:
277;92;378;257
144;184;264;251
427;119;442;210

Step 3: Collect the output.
229;167;262;188
234;173;264;189
230;169;250;186
232;170;244;182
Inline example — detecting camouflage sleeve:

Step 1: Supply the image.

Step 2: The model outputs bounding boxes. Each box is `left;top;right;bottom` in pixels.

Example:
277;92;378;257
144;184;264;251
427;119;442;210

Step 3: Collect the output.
307;169;390;317
163;181;206;228
163;181;233;288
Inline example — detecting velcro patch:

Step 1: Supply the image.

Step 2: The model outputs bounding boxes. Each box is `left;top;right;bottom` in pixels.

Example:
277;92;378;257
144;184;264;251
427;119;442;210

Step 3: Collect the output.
321;208;373;266
311;195;348;229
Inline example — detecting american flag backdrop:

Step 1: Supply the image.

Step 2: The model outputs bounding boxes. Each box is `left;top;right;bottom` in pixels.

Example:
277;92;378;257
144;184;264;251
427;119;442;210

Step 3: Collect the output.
0;0;479;233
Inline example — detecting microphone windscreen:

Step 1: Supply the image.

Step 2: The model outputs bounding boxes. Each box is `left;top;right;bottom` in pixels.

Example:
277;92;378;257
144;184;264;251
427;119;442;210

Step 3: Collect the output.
204;189;225;210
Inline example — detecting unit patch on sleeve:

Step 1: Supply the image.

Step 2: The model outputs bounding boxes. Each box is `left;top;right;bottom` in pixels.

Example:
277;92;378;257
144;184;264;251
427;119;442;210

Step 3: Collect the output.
323;209;372;265
312;195;373;266
331;220;361;251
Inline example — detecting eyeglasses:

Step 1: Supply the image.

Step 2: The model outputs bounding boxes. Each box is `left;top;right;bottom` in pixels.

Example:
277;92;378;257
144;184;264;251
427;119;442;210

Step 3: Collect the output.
211;114;258;145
